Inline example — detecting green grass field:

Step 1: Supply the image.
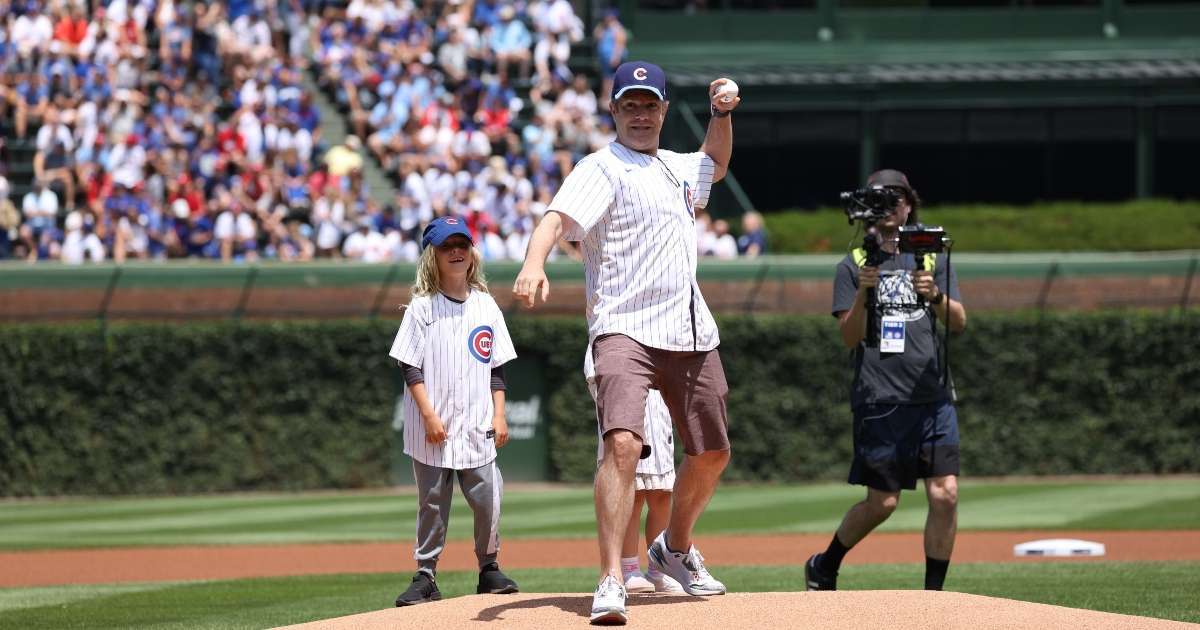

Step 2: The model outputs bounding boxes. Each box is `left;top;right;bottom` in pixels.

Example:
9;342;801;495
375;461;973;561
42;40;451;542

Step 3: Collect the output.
2;478;1197;550
1;478;1198;628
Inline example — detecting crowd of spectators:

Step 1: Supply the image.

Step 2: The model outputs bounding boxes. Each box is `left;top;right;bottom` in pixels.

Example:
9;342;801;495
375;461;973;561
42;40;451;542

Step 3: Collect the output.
0;0;344;263
0;0;765;264
310;0;608;262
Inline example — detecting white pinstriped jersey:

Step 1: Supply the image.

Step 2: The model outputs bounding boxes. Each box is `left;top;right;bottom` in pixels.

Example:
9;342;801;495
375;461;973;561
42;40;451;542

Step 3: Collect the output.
389;290;517;469
585;345;675;475
550;141;720;352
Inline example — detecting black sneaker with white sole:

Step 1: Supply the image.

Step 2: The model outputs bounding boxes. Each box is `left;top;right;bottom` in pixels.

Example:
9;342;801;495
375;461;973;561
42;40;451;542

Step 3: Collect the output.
805;553;838;591
395;571;442;606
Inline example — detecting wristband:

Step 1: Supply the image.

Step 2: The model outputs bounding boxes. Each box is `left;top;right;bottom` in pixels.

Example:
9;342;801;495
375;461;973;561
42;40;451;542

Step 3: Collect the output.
710;104;730;118
930;291;945;306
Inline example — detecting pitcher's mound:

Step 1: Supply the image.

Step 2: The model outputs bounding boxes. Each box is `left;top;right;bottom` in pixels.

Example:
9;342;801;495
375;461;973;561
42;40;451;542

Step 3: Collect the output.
275;591;1197;629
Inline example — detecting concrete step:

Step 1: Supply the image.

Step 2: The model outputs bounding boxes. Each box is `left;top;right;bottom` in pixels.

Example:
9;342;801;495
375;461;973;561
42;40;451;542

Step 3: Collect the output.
302;68;394;210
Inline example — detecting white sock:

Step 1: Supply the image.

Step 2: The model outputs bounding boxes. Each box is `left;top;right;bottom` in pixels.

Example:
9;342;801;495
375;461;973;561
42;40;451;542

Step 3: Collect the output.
621;556;640;578
646;566;665;580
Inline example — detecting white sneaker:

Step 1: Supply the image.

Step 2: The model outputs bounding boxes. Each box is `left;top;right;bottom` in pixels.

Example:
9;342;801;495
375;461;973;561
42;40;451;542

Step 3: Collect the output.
647;571;685;594
589;574;628;625
623;572;655;594
647;531;726;596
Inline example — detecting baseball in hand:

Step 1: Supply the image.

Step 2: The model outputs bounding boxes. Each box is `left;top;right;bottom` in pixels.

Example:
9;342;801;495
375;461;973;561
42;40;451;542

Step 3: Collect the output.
715;80;739;104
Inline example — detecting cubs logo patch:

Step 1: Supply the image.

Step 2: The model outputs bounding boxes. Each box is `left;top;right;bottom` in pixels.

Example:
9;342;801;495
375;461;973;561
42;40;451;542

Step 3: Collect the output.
682;181;695;217
445;217;460;225
633;67;647;81
468;325;494;363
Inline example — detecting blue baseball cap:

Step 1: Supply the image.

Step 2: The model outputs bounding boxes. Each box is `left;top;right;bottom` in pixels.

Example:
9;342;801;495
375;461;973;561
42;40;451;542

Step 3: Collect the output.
612;61;667;101
421;216;473;251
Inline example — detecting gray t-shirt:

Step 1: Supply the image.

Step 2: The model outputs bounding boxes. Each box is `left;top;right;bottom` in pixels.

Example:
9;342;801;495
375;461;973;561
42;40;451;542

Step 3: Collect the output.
832;250;961;408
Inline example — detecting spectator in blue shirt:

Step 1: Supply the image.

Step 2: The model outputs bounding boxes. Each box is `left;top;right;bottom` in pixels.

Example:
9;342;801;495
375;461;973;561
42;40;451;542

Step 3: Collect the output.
293;92;322;137
593;9;627;104
227;0;254;22
187;211;217;258
473;0;501;29
14;73;49;139
80;66;111;102
490;5;531;81
737;211;769;258
145;202;174;260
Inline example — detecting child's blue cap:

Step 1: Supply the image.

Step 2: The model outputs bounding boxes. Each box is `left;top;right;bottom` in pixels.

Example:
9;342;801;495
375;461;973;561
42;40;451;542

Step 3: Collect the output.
421;216;473;251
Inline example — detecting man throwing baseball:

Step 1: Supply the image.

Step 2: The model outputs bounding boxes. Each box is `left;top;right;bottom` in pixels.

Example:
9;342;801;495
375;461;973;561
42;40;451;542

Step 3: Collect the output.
514;61;740;625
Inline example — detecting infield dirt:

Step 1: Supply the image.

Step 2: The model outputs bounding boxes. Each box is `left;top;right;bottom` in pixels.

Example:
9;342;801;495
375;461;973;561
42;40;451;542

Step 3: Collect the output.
3;530;1199;588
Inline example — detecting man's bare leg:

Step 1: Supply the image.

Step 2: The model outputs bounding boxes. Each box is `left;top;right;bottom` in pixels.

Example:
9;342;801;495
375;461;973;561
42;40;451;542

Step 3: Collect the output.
595;429;642;580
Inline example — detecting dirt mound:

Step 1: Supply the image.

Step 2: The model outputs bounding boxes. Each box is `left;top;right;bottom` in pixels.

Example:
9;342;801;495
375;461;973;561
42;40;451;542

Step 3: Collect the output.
274;591;1197;629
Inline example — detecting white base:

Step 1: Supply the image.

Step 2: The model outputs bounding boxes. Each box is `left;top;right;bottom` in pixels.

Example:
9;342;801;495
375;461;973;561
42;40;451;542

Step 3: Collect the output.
1013;538;1106;557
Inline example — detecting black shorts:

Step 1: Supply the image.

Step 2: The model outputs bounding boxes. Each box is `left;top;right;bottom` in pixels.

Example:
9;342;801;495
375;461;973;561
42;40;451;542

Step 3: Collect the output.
848;400;960;492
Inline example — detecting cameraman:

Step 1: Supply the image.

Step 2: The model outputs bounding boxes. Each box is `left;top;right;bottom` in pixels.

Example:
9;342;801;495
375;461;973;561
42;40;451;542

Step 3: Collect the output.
806;169;966;592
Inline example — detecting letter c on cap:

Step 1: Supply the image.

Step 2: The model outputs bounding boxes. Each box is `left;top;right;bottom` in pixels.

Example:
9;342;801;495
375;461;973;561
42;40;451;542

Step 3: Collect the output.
633;67;647;81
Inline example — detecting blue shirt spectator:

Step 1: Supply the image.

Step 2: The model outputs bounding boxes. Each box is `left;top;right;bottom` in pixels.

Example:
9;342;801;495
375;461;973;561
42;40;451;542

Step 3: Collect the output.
292;95;322;134
227;0;254;21
17;77;49;107
472;0;501;28
736;211;769;257
491;13;531;54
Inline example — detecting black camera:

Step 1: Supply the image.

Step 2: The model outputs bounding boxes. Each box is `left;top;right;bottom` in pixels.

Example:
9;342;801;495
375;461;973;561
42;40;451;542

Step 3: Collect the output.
898;224;949;255
841;186;901;224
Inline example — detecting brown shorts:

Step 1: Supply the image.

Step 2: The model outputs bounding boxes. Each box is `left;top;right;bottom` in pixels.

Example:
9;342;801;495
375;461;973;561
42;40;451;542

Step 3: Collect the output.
592;334;730;456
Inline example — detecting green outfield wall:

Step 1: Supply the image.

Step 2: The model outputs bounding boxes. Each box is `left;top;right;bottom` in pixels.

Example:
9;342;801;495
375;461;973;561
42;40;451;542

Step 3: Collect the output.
1;312;1196;496
2;251;1194;290
2;252;1195;321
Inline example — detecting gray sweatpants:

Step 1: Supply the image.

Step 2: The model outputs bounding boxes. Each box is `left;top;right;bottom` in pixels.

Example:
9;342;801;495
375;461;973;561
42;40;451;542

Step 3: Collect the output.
412;458;503;576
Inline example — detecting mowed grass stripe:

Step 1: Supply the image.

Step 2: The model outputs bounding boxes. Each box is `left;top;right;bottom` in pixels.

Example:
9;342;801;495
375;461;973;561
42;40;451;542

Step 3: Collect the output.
638;480;1200;535
0;582;181;613
689;498;851;534
0;487;591;527
1;507;602;547
955;481;1200;530
0;562;1197;629
1;479;1197;550
0;499;597;548
1065;496;1200;530
0;500;413;537
0;493;416;526
0;492;601;547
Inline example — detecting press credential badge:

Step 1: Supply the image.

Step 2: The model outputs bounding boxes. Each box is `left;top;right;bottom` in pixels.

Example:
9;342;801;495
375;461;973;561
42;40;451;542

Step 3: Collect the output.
880;315;906;353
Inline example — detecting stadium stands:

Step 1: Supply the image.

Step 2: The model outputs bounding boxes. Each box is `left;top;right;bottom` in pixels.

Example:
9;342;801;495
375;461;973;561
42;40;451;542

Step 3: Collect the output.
0;0;762;263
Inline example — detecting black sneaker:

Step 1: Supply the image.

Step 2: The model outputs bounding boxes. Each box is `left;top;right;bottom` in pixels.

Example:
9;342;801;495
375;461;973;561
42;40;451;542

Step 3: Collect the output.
805;553;837;591
395;571;442;606
477;562;519;594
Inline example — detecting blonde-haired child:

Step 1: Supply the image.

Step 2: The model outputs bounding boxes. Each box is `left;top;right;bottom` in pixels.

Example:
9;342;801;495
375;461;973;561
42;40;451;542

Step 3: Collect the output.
389;216;520;606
